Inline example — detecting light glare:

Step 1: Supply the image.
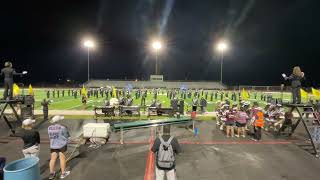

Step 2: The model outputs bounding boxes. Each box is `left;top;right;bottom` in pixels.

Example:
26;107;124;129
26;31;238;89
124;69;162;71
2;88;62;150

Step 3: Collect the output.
216;41;228;52
84;40;94;48
152;41;162;50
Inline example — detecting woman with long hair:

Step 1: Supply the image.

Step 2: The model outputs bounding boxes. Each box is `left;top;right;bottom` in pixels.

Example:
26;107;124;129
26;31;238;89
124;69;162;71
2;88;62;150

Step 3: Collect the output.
282;66;305;104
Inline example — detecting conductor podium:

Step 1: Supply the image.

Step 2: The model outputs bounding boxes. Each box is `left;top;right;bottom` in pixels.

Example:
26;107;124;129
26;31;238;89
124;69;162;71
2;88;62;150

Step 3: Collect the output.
280;103;320;158
0;96;35;134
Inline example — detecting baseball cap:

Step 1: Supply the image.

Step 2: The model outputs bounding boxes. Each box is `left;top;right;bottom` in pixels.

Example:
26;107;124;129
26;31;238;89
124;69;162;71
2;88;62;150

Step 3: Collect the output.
22;119;35;126
51;115;64;123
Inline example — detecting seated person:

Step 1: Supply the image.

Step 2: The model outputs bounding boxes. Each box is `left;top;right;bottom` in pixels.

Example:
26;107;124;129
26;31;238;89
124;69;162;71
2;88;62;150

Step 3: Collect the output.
126;98;133;106
119;97;126;106
277;110;294;136
150;99;157;107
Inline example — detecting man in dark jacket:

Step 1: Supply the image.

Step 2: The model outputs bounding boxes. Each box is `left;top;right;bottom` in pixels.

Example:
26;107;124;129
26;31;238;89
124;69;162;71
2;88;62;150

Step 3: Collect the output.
152;125;181;180
41;99;50;120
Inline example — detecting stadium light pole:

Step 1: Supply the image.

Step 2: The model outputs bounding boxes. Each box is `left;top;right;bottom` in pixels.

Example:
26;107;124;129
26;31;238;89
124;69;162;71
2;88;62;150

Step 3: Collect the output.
152;41;162;75
216;41;228;88
83;40;94;82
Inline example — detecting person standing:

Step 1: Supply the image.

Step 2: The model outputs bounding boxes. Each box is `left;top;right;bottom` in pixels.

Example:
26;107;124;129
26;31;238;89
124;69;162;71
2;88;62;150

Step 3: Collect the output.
225;107;236;138
235;107;248;138
48;115;70;179
252;107;264;141
47;90;50;99
41;99;50;120
16;119;40;158
0;61;27;100
282;66;305;104
152;125;181;180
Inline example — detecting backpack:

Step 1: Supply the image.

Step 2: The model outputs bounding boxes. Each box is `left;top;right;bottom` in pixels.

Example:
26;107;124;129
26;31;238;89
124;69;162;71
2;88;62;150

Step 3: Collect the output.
157;136;175;169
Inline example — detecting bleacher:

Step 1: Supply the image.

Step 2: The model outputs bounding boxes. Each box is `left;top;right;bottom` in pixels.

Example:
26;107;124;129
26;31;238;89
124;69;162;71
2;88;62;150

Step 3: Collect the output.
85;79;226;89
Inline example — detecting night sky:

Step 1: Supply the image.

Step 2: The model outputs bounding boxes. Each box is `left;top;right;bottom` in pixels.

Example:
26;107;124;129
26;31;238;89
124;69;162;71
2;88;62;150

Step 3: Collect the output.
0;0;319;86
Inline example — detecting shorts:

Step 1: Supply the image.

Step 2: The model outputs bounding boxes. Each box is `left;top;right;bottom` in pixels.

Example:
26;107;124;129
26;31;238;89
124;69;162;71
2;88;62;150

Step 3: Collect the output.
50;146;67;153
225;121;235;126
236;122;246;127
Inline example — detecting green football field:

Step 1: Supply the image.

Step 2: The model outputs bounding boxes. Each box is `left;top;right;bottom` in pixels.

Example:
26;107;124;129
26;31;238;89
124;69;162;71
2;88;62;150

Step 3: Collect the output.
0;89;295;111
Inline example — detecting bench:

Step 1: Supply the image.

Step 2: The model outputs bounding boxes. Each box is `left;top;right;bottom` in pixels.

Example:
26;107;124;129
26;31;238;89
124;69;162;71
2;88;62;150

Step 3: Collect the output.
94;106;115;118
119;106;140;116
113;117;193;144
147;107;174;117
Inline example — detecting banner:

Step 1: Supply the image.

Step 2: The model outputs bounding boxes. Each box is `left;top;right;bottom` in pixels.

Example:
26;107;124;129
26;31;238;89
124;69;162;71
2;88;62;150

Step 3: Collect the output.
241;88;249;100
81;85;87;97
13;83;20;97
312;88;320;99
28;84;34;96
300;89;308;100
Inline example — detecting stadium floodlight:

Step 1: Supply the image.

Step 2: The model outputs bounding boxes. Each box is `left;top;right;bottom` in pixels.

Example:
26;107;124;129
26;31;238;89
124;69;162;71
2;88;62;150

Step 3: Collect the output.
83;39;95;82
152;41;162;50
84;40;94;48
216;41;228;52
151;40;163;75
215;40;229;89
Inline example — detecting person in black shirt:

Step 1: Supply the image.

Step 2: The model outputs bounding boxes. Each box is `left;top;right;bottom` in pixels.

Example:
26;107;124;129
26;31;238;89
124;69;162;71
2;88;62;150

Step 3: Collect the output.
0;62;27;100
41;99;50;120
283;66;305;104
152;125;181;180
16;119;40;158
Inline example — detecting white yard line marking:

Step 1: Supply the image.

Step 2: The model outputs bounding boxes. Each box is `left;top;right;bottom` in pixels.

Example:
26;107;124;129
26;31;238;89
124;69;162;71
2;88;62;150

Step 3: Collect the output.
65;100;94;110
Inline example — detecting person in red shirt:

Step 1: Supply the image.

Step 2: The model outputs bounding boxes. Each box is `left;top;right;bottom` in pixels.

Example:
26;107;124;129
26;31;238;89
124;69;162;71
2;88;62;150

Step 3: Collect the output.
225;107;237;137
235;107;249;138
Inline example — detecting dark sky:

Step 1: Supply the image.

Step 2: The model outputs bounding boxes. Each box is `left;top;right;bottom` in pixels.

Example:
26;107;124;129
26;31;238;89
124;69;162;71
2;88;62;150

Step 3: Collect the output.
0;0;319;86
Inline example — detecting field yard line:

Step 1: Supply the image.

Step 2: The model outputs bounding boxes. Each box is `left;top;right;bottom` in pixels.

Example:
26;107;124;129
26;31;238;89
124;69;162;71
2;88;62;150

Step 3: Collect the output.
144;128;155;180
50;98;77;104
180;141;291;145
65;100;94;110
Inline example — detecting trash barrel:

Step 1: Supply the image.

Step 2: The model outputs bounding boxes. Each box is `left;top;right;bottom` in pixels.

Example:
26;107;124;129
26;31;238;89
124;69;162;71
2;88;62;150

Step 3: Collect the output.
191;111;197;119
4;157;40;180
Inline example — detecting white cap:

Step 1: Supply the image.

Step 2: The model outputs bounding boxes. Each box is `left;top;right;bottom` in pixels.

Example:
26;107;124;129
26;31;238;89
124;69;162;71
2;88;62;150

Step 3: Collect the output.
51;115;64;123
22;119;35;126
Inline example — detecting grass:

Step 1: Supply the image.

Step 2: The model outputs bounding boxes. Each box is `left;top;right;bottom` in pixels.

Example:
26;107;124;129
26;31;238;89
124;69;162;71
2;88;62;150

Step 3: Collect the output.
0;88;299;112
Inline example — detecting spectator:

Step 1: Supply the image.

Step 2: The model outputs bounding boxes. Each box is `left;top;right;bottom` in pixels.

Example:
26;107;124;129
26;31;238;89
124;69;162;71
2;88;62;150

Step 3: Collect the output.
235;107;248;138
277;110;294;136
151;125;181;180
252;107;265;141
48;115;70;179
16;119;40;158
225;107;236;138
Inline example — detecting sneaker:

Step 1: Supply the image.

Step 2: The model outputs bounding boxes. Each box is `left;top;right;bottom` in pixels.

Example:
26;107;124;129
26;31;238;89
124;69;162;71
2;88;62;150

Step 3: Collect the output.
235;135;240;138
250;138;257;142
60;171;71;179
48;172;56;180
242;135;246;138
